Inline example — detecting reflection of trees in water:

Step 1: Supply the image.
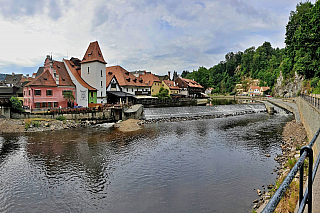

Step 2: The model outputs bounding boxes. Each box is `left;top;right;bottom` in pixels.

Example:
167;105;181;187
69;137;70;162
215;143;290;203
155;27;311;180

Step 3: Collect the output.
26;127;156;194
0;134;21;165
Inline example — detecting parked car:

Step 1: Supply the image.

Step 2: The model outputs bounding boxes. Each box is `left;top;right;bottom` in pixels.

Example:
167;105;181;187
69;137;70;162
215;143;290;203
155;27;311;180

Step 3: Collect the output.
266;95;272;97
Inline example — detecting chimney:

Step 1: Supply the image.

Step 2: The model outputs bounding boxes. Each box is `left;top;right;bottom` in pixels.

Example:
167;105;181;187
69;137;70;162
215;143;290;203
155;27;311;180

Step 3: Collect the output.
144;70;146;74
168;71;171;80
12;72;15;76
26;74;29;77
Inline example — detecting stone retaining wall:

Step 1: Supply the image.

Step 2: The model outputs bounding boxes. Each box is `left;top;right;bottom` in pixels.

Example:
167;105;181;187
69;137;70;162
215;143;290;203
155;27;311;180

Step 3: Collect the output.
296;97;320;155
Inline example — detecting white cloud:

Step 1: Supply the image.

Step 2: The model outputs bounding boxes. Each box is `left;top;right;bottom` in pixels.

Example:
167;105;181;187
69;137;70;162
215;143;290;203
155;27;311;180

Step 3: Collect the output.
0;0;313;75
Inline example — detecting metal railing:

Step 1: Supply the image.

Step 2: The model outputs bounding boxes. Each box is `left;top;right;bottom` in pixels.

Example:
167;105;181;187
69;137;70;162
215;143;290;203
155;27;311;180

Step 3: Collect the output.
301;94;320;109
262;124;320;212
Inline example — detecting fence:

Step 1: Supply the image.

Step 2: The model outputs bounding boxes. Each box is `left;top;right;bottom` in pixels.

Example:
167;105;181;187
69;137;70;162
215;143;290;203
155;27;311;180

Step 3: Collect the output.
301;94;320;109
262;96;320;213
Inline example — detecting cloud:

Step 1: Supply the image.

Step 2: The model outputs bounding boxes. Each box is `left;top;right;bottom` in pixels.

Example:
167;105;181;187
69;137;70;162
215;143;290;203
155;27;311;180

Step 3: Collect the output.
0;0;313;75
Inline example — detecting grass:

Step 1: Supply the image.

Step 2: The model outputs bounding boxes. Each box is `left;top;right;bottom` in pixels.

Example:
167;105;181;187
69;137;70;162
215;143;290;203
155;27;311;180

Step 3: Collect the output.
56;116;66;121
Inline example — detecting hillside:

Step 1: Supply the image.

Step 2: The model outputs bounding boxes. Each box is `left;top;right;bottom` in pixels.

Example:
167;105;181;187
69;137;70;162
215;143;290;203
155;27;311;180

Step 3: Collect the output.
183;1;320;97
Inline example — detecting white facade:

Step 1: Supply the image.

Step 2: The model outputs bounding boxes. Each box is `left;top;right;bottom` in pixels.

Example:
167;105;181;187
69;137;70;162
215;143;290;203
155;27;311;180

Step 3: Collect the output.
64;60;88;107
81;61;107;104
106;77;121;91
121;86;150;95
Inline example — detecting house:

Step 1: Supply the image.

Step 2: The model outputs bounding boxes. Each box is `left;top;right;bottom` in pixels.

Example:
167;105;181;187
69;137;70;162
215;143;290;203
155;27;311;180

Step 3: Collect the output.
80;41;107;104
162;80;180;95
260;86;270;95
131;70;151;78
23;56;75;109
205;87;214;94
247;86;261;96
3;73;23;87
175;77;204;97
139;73;162;96
64;57;97;107
105;65;151;96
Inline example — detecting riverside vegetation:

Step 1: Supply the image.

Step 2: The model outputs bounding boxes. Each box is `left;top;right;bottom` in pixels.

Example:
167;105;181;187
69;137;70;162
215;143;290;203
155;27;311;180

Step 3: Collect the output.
182;1;320;97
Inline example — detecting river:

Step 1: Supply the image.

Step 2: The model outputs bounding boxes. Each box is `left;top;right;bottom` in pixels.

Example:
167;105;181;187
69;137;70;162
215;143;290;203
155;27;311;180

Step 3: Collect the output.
0;110;293;212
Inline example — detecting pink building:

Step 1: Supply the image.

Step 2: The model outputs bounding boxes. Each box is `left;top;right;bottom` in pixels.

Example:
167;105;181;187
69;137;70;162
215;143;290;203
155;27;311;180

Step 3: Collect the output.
23;56;75;109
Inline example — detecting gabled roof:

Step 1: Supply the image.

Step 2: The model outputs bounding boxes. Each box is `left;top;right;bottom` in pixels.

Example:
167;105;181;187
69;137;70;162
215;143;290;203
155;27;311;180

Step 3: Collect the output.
249;86;260;90
139;73;161;86
81;41;107;64
163;80;180;90
179;77;203;89
4;74;23;86
36;67;45;77
64;59;97;91
106;65;149;87
106;75;120;88
53;61;75;87
25;70;57;87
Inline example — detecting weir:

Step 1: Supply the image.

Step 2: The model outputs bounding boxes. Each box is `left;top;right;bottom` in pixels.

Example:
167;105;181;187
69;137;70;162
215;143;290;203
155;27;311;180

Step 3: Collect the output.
144;103;267;120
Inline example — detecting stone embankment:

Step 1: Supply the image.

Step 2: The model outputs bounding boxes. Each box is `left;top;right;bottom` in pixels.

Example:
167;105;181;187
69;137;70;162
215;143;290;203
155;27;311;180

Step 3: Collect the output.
0;118;98;133
254;120;307;212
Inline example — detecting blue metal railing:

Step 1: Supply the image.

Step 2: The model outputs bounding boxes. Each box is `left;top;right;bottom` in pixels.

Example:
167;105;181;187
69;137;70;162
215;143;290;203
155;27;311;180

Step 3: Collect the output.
262;96;320;212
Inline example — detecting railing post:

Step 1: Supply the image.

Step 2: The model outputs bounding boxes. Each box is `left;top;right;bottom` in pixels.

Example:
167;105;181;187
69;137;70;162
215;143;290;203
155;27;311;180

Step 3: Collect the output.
299;146;313;213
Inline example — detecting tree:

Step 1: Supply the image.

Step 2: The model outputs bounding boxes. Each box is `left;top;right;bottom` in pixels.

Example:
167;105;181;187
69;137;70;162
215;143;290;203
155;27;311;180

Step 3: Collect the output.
10;96;22;112
155;87;171;99
63;91;75;107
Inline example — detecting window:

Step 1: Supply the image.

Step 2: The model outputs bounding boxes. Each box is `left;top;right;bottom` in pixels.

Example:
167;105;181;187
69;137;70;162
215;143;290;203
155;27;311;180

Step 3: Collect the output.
101;70;103;77
152;89;154;92
111;83;116;89
48;102;52;108
35;90;41;96
91;91;94;98
35;102;40;108
46;90;52;96
126;88;128;92
132;88;133;92
42;102;46;108
101;81;103;87
101;91;102;97
29;90;30;96
54;102;58;107
24;91;25;96
87;67;90;74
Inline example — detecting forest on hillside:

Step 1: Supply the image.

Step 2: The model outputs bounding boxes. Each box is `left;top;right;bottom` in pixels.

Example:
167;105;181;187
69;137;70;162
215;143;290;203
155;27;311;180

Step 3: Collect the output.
183;1;320;95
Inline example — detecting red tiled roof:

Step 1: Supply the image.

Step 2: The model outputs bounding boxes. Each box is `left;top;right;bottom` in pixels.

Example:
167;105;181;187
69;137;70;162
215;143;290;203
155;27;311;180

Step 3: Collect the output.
106;66;149;87
260;86;270;91
179;77;203;89
53;61;75;87
25;70;57;87
64;59;97;91
163;80;180;90
139;73;161;86
81;41;107;64
249;86;260;90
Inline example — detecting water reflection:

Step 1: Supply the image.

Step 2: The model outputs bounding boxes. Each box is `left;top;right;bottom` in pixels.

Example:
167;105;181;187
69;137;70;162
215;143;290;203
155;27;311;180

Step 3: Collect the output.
0;113;293;213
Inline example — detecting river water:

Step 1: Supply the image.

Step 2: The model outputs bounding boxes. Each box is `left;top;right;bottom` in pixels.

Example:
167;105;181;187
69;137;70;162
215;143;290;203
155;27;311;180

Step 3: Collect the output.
0;111;293;213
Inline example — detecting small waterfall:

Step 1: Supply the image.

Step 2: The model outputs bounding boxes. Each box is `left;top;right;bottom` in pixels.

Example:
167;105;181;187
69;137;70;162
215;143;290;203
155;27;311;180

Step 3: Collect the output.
144;104;266;120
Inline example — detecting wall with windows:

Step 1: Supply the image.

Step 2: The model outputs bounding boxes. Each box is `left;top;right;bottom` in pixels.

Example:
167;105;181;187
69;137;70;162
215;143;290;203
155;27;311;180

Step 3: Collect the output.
121;86;151;95
81;61;106;104
23;86;75;109
151;81;161;96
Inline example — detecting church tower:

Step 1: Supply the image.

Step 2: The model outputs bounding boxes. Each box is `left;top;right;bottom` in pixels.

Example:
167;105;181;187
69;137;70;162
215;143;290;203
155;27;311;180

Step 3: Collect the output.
81;41;107;104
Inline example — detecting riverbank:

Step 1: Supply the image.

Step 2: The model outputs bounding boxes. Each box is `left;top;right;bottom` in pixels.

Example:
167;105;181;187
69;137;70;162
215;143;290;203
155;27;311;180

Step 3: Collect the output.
0;118;98;133
255;120;307;212
113;119;143;132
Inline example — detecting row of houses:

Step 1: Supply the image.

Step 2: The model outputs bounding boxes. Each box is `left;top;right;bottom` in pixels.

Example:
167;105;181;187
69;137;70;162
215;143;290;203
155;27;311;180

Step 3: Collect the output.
1;41;204;110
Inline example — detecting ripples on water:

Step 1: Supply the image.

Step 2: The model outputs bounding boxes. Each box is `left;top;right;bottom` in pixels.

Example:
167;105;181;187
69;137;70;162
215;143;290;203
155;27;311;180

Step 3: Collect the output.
0;113;293;213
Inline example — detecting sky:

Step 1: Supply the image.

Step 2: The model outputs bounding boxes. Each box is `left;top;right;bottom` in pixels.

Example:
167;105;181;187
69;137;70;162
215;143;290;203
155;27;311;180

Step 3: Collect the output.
0;0;316;76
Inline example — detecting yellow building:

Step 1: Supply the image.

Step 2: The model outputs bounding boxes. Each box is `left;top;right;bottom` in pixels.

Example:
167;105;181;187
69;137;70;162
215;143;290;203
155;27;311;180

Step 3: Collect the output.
139;73;162;96
162;80;180;95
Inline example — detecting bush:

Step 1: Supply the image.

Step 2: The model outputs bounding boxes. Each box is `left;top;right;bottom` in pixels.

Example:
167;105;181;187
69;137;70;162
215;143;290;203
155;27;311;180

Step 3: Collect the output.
10;96;23;112
56;116;66;121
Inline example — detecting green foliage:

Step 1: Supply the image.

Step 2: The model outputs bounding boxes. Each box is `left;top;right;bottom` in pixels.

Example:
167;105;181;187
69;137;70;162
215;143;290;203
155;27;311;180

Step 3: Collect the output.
155;87;171;99
63;91;75;102
25;122;30;130
56;116;66;121
10;96;22;112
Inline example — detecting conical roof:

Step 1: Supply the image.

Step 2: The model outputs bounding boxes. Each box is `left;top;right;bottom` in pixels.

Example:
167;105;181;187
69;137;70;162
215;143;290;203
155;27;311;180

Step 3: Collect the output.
81;41;107;64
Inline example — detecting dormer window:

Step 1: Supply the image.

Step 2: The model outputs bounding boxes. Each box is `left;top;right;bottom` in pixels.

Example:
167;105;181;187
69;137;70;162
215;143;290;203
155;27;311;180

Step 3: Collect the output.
88;52;92;57
44;78;47;81
108;72;113;75
98;52;101;56
126;78;130;82
125;72;129;75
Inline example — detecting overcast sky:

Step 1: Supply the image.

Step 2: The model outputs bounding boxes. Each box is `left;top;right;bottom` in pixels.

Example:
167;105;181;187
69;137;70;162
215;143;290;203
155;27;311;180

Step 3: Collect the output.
0;0;315;76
